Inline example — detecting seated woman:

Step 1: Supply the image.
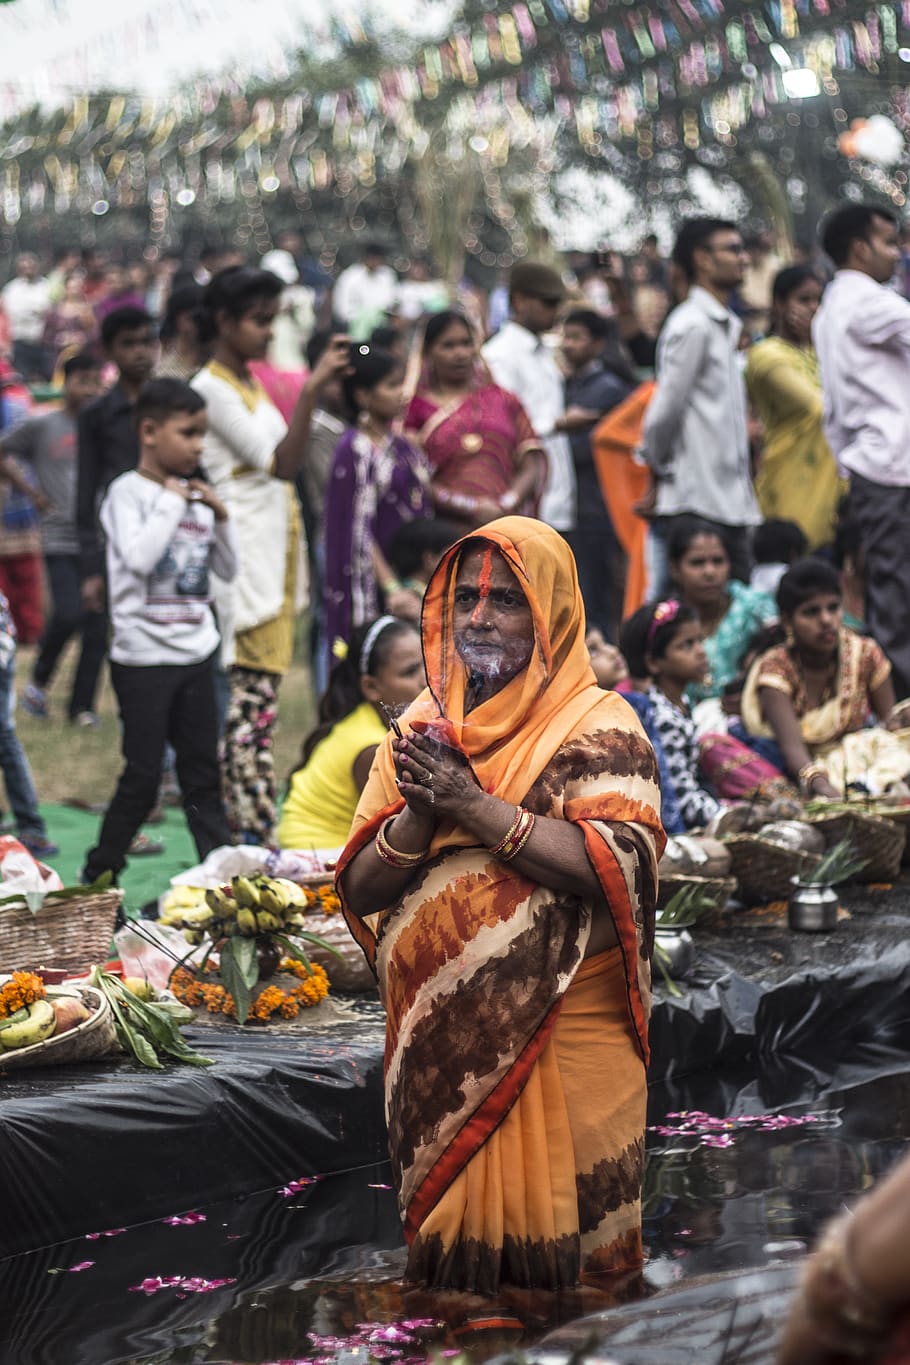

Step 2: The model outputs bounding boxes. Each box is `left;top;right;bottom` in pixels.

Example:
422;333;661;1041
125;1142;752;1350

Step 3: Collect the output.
620;600;720;830
403;310;545;530
337;517;664;1293
277;617;424;851
741;559;910;799
668;516;777;704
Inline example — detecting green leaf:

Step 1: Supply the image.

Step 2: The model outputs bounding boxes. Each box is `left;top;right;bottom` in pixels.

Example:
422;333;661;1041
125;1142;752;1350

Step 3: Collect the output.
294;930;343;961
232;935;260;989
131;1031;164;1069
0;1007;29;1031
218;939;250;1023
274;933;312;974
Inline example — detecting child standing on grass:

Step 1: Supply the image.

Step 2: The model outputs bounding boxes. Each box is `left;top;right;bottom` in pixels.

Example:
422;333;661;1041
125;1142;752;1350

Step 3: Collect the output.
83;379;236;883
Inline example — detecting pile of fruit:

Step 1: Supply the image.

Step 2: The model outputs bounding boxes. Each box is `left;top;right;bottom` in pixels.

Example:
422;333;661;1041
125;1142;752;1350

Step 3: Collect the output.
170;874;310;945
0;971;92;1053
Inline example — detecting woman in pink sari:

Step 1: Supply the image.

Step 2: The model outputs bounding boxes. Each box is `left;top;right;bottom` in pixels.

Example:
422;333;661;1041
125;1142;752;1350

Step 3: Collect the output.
404;311;545;530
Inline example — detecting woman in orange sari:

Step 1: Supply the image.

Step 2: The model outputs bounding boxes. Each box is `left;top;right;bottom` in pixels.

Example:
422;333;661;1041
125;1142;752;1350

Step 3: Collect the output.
337;516;664;1293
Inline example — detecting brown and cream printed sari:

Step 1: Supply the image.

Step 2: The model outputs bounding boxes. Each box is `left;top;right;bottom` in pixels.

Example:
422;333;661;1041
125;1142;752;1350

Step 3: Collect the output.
338;517;665;1293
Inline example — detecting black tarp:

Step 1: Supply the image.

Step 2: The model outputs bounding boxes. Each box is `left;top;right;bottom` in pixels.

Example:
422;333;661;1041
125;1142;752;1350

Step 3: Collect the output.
0;1004;388;1258
4;884;910;1259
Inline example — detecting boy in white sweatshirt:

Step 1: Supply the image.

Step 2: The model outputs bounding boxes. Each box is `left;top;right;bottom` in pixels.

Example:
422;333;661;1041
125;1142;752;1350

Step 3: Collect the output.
84;378;237;882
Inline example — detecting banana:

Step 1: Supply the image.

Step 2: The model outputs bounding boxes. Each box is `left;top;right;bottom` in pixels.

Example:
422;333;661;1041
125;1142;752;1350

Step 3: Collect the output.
0;1007;29;1031
255;910;281;934
0;999;57;1050
257;885;286;917
232;876;261;909
206;886;234;914
273;877;307;908
184;928;204;945
236;908;257;936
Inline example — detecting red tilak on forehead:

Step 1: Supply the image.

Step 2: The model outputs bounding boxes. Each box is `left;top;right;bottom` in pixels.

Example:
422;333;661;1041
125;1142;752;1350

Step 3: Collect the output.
477;548;494;598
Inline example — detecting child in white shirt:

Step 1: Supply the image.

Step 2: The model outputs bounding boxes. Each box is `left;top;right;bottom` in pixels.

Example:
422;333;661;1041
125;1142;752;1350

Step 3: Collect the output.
84;378;237;882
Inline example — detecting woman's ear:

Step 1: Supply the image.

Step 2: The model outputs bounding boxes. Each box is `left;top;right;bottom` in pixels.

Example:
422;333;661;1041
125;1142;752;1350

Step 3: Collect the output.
360;673;382;704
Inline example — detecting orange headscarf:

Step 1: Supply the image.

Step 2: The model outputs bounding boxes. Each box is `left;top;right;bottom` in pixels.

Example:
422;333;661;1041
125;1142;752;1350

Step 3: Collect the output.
348;516;612;854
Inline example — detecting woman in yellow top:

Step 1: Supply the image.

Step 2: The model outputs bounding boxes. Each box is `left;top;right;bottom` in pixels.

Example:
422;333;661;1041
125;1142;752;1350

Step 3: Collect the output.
278;617;424;851
746;265;842;550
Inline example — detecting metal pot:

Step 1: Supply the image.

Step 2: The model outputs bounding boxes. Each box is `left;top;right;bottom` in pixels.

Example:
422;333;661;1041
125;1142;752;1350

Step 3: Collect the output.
788;878;839;932
654;927;696;978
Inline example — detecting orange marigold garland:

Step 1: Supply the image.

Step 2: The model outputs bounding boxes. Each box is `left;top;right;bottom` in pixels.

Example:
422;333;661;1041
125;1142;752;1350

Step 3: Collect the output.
171;959;329;1023
0;970;46;1019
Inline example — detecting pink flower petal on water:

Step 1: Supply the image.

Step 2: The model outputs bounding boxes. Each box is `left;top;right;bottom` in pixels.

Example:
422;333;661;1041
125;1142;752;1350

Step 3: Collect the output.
68;1261;94;1272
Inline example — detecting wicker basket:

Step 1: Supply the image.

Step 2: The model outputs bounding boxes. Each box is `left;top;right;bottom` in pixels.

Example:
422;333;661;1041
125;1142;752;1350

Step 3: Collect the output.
657;874;738;928
725;835;822;906
856;801;910;868
0;985;119;1072
0;890;123;973
807;810;906;883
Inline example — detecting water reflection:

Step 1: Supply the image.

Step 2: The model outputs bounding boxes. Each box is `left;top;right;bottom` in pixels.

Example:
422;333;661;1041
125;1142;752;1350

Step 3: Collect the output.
3;1068;910;1364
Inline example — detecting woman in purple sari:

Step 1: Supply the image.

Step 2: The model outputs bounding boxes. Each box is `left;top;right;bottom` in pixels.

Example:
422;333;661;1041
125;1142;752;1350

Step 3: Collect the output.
324;345;429;655
403;311;544;530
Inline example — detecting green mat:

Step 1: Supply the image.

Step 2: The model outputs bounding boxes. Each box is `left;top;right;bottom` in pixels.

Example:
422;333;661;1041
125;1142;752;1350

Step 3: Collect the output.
37;803;197;914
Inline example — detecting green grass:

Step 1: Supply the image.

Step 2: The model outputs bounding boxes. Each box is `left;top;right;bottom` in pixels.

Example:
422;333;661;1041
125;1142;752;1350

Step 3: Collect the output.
13;633;316;810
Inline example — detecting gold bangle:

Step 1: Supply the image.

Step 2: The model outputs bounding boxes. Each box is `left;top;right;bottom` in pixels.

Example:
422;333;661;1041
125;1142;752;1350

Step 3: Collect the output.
490;807;524;858
798;762;829;795
490;807;536;862
375;817;429;869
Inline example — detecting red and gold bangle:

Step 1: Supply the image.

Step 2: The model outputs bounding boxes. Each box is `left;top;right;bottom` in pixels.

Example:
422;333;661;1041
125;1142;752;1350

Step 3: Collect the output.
490;807;536;862
375;818;429;869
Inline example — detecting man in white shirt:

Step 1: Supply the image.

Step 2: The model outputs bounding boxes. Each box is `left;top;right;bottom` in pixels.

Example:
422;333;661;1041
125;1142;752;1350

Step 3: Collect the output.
332;243;399;341
641;218;760;592
1;253;51;381
482;261;575;532
813;202;910;696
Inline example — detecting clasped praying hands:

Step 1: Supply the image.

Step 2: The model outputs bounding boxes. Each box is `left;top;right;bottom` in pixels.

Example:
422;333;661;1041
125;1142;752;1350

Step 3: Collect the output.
393;729;480;820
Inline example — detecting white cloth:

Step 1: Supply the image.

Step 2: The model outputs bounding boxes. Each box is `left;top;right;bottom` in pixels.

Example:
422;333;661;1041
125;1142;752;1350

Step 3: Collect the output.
481;319;575;530
100;471;237;667
1;276;51;342
642;285;759;526
813;268;910;487
332;263;399;333
750;562;787;596
192;365;306;663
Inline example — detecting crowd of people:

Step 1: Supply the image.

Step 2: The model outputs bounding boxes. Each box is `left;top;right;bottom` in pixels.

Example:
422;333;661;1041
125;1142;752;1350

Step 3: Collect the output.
3;200;910;1342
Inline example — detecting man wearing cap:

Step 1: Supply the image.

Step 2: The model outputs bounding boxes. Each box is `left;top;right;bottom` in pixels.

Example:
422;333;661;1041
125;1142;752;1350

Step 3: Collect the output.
482;262;575;532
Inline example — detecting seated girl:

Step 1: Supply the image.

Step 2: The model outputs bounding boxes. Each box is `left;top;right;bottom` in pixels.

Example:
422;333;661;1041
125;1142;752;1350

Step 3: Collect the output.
741;559;910;799
620;601;721;830
667;516;777;703
278;617;424;851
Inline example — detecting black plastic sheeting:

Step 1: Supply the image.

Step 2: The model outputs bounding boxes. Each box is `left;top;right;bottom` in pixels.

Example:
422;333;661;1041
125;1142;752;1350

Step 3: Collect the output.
650;885;910;1085
4;884;910;1260
510;1264;799;1365
0;1003;388;1258
0;1163;406;1365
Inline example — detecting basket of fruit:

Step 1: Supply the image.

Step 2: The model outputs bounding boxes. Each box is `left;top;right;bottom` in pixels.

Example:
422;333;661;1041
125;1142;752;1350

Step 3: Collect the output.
0;971;118;1071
